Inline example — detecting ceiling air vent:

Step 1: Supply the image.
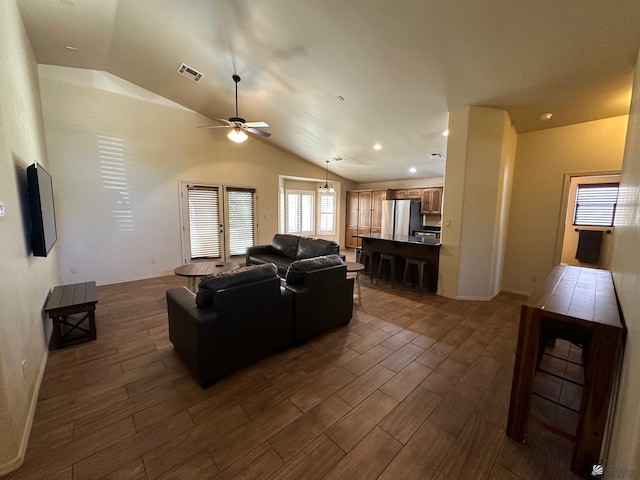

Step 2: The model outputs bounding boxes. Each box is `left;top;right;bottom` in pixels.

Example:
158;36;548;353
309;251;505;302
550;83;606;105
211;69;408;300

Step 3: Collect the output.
176;63;203;82
427;152;444;159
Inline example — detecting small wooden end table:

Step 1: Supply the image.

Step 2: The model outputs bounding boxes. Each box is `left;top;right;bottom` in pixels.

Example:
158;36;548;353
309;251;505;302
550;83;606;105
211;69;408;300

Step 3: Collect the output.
44;281;98;349
174;261;240;291
345;261;365;305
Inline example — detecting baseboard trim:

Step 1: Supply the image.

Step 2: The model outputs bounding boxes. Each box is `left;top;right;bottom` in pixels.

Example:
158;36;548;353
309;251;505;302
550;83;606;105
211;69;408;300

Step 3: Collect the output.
501;287;533;297
0;348;49;476
437;292;494;301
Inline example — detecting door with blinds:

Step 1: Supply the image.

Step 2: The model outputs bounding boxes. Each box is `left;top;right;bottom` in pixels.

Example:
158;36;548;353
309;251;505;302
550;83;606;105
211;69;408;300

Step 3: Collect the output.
180;183;256;264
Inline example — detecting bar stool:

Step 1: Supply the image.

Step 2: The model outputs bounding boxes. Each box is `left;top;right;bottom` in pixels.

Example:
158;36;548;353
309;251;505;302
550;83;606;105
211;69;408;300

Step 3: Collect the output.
359;249;376;283
376;253;396;288
401;258;428;295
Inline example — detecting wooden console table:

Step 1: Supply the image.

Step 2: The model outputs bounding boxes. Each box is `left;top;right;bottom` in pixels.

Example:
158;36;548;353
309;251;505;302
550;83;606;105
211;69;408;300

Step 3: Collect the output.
44;281;98;349
506;265;624;478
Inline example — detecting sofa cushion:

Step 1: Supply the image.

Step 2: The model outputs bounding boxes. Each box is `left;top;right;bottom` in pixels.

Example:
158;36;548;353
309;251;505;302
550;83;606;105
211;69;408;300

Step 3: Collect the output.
296;237;339;259
271;234;300;259
196;263;277;307
246;253;292;277
285;254;344;286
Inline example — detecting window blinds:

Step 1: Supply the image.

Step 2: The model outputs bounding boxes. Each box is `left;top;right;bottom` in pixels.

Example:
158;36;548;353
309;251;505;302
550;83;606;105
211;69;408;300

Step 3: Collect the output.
574;183;619;227
187;186;221;259
227;187;256;256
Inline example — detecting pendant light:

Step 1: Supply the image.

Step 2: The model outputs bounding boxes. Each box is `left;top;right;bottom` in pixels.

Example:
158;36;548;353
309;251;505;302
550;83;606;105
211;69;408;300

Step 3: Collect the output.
318;160;335;193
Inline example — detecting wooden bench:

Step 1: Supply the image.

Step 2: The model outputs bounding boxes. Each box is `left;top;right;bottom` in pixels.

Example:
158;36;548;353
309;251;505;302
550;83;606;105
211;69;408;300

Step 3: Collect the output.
506;265;625;478
44;281;98;349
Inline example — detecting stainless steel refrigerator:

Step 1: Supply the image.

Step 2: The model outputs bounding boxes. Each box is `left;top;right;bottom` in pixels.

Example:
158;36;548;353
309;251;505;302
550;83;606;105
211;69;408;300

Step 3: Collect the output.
381;200;422;237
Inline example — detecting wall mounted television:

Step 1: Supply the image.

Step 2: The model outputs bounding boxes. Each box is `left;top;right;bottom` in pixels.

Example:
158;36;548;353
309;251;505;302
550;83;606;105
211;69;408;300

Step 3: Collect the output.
27;162;57;257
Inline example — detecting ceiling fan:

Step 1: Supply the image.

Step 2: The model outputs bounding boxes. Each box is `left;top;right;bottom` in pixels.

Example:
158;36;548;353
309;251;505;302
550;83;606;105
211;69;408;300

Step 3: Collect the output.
199;74;271;142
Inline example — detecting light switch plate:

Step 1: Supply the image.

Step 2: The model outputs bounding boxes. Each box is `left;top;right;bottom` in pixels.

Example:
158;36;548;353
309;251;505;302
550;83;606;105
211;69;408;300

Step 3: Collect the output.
0;201;5;217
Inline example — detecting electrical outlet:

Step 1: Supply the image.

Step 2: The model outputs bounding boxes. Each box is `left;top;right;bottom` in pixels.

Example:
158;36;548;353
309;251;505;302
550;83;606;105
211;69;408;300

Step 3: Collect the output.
21;360;27;379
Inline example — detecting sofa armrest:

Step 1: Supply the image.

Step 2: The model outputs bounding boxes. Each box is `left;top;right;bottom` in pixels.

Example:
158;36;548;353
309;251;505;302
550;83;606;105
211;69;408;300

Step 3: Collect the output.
166;287;218;385
246;244;274;265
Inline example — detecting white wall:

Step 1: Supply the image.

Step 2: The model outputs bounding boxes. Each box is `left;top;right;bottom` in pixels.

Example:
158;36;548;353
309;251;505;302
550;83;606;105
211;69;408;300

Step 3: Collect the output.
439;106;516;300
503;116;628;295
608;48;640;475
38;65;355;286
0;1;61;474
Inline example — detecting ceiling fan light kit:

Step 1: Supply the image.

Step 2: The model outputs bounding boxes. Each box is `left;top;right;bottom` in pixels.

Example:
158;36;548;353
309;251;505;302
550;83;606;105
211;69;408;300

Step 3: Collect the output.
227;128;248;143
198;74;271;142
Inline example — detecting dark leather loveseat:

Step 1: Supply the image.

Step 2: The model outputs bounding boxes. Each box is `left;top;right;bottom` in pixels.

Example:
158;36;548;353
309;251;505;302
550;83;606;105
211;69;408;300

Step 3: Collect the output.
246;234;340;277
166;263;293;386
283;254;354;344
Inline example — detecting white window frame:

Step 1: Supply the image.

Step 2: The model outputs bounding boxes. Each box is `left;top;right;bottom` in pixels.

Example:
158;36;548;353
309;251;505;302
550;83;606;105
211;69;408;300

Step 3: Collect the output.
317;191;336;235
285;189;315;235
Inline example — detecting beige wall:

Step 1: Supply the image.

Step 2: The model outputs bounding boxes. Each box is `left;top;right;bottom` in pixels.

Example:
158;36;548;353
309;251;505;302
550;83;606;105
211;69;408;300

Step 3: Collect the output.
38;65;355;286
502;115;628;295
0;1;61;473
608;48;640;474
439;106;516;300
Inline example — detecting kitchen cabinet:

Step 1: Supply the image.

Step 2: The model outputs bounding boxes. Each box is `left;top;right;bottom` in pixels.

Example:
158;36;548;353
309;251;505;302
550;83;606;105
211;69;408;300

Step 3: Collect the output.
345;190;387;248
392;189;421;200
420;187;443;214
371;190;386;233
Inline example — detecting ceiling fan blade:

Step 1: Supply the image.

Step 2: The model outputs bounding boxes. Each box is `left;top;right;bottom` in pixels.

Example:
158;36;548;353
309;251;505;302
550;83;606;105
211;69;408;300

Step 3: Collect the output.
197;124;231;129
245;121;270;128
246;127;271;138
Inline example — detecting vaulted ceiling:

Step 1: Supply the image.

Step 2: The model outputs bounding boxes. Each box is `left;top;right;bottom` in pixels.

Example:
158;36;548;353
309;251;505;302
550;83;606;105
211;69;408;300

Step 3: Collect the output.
17;0;640;183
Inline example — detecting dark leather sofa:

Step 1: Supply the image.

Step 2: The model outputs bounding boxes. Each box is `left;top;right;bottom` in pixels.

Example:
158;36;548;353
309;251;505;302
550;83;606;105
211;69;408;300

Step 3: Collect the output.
246;234;340;277
166;263;293;386
283;254;354;344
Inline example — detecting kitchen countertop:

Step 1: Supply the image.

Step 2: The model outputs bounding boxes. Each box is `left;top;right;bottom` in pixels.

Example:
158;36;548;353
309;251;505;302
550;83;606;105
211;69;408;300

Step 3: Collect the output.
355;233;441;247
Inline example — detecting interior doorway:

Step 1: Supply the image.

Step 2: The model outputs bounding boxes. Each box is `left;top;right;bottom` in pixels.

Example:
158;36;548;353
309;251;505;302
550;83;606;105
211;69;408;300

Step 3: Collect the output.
558;173;620;270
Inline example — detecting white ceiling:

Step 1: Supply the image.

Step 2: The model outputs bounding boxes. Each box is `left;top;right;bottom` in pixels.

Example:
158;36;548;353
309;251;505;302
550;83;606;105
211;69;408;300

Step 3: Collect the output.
17;0;640;183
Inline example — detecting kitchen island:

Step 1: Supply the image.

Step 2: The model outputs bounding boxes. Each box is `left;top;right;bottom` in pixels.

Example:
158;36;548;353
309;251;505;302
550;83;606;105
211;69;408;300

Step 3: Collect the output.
356;233;441;292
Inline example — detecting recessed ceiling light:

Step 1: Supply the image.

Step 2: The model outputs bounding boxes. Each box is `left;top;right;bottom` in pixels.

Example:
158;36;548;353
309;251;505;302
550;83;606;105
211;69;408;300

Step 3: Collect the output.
442;129;450;137
337;96;345;102
539;112;553;121
409;167;417;174
65;46;78;51
373;144;382;150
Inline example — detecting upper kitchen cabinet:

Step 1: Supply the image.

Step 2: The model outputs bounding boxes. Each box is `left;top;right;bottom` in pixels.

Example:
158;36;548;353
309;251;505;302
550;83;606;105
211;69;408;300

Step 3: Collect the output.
392;189;422;200
420;187;443;214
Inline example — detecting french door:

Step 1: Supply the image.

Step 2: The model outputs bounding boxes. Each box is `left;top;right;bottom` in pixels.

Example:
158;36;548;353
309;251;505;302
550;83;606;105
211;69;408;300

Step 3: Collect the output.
180;182;256;264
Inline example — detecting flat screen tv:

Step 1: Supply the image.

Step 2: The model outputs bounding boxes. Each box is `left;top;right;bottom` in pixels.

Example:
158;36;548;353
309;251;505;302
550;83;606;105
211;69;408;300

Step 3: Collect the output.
27;162;57;257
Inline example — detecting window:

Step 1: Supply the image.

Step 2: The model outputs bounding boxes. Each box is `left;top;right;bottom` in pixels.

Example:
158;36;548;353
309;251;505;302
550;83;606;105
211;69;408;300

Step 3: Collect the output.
226;187;256;256
187;186;221;259
574;183;619;226
286;190;314;235
183;183;256;262
318;192;336;234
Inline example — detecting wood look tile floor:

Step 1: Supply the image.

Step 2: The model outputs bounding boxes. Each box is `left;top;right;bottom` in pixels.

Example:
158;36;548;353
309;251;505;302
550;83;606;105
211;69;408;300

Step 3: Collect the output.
5;256;584;480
